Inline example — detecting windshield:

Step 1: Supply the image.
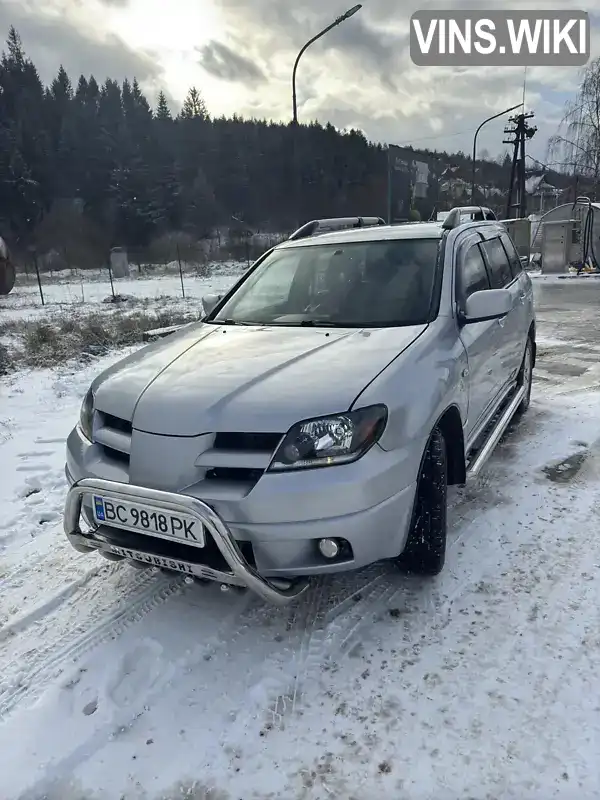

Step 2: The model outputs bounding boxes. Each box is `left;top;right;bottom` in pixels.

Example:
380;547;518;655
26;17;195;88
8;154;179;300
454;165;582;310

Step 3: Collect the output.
209;238;441;328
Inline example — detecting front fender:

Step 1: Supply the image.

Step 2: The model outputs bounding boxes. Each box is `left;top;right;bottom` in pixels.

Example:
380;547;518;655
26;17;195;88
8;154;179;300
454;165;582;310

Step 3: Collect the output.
352;318;468;453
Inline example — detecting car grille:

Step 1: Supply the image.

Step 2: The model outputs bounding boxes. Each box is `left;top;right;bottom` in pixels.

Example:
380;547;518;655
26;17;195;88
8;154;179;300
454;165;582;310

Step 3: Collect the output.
196;431;283;486
94;413;283;489
94;411;133;464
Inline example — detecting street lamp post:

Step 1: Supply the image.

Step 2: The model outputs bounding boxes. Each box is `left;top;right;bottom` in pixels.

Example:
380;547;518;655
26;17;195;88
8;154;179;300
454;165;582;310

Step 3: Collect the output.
290;5;362;226
292;5;362;126
471;103;522;204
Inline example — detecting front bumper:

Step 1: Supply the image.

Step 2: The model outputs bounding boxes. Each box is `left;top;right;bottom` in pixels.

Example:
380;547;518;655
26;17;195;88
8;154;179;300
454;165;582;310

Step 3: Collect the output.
64;478;310;606
66;424;420;580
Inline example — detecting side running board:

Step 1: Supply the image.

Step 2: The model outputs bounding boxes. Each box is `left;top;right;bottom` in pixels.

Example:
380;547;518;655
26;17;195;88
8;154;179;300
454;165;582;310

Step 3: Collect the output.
466;387;525;479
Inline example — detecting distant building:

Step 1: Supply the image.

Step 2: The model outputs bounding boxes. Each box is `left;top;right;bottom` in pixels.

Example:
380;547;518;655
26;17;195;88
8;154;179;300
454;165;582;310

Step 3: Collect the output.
525;173;562;213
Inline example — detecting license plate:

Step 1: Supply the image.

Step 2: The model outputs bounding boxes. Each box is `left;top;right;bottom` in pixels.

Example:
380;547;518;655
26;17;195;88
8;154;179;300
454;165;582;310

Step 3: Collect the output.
92;496;204;547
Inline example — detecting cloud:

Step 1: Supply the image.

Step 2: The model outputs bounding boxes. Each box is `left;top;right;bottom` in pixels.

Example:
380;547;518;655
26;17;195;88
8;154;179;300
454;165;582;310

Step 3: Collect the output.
198;40;265;83
205;0;592;160
0;0;164;91
0;0;593;161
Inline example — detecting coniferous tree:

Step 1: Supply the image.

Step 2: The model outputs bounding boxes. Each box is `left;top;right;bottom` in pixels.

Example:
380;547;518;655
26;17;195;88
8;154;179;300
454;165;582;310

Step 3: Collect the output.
180;86;208;120
0;25;575;256
155;91;172;120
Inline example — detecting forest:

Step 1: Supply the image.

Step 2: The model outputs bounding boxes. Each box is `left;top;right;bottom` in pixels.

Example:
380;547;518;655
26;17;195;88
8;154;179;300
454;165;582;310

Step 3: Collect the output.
0;26;582;267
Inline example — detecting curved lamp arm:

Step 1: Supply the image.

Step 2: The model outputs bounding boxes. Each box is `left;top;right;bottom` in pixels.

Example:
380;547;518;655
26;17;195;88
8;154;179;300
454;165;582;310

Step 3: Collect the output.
471;103;522;203
292;5;362;124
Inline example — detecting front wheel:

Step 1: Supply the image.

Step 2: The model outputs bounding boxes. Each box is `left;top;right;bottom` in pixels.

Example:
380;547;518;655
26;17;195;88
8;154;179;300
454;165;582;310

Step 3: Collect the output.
397;427;448;576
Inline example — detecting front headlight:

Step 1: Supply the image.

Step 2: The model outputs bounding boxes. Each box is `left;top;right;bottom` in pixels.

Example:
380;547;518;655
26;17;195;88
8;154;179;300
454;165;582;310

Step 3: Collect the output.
79;388;94;441
268;405;387;472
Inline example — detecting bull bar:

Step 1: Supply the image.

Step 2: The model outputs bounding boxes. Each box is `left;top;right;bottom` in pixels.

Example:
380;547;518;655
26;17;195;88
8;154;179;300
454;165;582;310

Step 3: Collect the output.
64;478;310;606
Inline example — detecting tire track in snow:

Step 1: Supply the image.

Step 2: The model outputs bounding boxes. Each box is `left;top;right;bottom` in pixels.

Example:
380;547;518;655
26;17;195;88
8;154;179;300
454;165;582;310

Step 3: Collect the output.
226;566;402;733
0;565;104;643
230;468;517;737
0;569;186;719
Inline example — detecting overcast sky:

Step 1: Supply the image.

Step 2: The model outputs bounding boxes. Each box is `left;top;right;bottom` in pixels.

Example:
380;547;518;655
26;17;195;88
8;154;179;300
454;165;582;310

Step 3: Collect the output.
0;0;595;164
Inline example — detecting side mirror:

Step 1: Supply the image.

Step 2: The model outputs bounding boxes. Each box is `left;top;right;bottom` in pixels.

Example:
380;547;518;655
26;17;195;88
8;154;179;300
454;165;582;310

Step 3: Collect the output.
461;289;512;324
202;293;223;316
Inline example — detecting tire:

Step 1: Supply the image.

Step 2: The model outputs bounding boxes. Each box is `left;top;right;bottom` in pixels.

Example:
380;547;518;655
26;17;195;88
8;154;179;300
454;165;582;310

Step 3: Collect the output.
516;336;534;415
0;260;15;295
397;427;448;576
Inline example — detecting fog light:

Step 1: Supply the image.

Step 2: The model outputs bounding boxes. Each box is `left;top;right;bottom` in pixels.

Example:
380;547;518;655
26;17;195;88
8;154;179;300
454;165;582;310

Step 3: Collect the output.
318;538;340;559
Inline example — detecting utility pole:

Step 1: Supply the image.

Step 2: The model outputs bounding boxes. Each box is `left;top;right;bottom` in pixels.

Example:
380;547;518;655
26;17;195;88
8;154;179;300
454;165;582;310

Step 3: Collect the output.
503;111;537;219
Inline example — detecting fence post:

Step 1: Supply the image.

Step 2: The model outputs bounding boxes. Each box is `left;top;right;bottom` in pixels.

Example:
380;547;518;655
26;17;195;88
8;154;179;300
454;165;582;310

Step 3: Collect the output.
63;243;74;276
245;238;251;270
33;251;45;306
107;255;115;298
177;244;185;298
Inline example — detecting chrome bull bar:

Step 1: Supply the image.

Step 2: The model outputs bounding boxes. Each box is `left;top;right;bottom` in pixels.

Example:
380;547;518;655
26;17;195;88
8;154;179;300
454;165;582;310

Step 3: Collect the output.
64;478;310;606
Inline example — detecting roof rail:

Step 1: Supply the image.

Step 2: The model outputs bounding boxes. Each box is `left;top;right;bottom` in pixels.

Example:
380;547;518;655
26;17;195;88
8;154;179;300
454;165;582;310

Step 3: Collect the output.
288;216;386;242
441;206;497;230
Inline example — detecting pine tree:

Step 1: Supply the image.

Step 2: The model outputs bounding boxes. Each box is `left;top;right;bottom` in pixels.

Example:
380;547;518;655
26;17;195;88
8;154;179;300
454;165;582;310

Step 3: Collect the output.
0;27;50;235
180;87;208;119
5;26;24;68
75;75;88;102
182;167;218;236
51;65;73;101
131;79;151;114
86;76;100;109
155;91;171;120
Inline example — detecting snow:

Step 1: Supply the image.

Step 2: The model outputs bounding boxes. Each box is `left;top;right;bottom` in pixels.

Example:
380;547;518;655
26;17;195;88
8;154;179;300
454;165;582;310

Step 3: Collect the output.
1;285;600;798
0;261;246;323
530;272;600;283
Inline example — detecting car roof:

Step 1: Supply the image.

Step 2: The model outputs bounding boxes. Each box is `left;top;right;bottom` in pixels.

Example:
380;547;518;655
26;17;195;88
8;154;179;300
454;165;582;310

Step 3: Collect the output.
276;221;445;249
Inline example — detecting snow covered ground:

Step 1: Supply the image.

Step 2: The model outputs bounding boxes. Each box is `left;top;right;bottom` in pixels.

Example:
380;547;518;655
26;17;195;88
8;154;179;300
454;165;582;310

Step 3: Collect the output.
530;272;600;284
0;281;599;799
1;261;246;324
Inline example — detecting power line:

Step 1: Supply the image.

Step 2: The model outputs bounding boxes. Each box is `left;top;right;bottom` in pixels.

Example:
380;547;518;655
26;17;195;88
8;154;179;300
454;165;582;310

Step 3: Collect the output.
397;111;528;150
396;127;477;148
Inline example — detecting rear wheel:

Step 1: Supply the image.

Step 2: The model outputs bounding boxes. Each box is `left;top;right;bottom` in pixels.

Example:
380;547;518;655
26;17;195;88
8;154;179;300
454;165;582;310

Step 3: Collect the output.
397;427;448;576
516;336;534;415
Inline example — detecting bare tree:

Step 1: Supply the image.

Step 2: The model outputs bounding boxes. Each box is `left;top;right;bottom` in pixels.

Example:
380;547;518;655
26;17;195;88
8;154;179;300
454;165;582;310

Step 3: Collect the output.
548;57;600;192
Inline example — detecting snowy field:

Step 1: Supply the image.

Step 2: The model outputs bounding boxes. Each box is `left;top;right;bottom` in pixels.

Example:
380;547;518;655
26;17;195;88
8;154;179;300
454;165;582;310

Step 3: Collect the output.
1;261;246;324
0;279;599;799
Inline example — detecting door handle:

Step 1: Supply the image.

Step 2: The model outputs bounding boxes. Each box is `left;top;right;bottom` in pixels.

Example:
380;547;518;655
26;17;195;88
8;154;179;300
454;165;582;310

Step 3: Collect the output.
519;293;526;302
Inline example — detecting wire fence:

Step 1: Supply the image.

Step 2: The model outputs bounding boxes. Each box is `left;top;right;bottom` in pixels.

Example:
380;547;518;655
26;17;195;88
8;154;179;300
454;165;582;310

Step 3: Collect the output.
6;233;284;309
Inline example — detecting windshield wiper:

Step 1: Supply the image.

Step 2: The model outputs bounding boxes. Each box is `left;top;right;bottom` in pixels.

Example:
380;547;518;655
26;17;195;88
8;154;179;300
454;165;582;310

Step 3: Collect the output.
211;319;255;326
294;319;417;328
266;319;354;328
297;320;364;328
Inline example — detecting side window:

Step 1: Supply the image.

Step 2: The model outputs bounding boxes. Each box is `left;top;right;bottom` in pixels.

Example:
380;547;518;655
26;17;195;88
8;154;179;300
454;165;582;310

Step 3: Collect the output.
481;238;513;288
500;232;522;278
458;243;490;302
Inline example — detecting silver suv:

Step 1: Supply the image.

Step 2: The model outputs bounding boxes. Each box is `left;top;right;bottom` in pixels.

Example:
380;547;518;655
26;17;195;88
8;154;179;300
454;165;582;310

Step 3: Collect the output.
64;210;535;605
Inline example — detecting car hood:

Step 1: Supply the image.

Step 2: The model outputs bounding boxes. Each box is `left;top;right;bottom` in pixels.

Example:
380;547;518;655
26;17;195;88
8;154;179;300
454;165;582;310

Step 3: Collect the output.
92;322;427;436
